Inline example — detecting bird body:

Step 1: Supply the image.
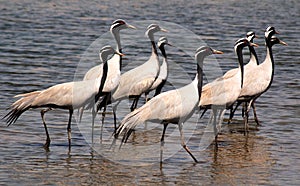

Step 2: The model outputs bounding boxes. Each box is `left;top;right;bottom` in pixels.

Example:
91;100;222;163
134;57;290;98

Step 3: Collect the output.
239;54;272;99
112;52;159;100
9;79;99;113
200;70;242;108
119;77;199;131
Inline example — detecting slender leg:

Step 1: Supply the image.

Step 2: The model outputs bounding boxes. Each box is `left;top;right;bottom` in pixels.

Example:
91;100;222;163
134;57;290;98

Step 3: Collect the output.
112;101;120;133
91;107;96;144
244;100;253;135
160;123;168;165
217;109;226;132
228;106;234;124
41;108;52;149
200;108;208;119
67;109;73;151
135;96;140;109
251;101;260;126
228;101;241;124
101;105;107;124
212;108;218;139
78;106;84;123
101;93;111;125
130;95;141;112
130;98;137;112
178;123;198;163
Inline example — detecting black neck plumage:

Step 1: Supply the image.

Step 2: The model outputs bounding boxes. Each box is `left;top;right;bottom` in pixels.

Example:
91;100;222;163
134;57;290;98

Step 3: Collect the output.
236;47;244;88
196;61;204;101
119;48;123;71
159;44;167;59
95;61;108;103
249;46;259;65
151;40;158;56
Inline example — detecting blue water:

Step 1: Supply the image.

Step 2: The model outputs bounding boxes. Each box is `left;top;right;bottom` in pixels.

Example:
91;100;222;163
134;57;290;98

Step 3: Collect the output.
0;0;299;185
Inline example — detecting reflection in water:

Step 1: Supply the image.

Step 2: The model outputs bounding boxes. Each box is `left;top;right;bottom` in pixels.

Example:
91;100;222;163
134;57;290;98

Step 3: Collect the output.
210;130;272;185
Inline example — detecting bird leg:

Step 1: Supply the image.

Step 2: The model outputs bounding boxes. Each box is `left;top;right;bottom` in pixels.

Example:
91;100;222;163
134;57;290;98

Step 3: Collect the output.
178;123;198;163
242;102;246;118
200;108;208;119
67;109;73;151
212;108;218;140
251;102;260;126
91;107;96;144
100;93;111;125
130;98;136;112
228;101;241;124
217;109;226;132
41;108;53;149
160;123;168;165
130;95;141;112
112;101;120;133
243;101;251;135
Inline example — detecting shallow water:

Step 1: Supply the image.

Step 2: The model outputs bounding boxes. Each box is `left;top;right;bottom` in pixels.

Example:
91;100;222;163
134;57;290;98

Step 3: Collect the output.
0;0;299;185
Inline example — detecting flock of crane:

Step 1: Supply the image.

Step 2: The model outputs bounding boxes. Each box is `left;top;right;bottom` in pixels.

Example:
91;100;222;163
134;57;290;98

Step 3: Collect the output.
3;19;287;162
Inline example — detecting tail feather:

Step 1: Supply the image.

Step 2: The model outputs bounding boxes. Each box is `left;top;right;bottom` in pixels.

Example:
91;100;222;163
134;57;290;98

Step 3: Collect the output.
115;105;151;142
14;91;41;98
3;92;39;126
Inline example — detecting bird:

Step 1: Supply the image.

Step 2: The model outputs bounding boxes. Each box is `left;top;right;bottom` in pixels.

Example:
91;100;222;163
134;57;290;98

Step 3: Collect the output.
144;37;172;101
97;24;168;126
78;19;136;124
238;27;287;132
198;38;258;143
114;46;223;163
3;46;124;149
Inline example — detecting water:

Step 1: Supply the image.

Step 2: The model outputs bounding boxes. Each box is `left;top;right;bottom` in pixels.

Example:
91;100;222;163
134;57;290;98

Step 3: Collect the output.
0;0;299;185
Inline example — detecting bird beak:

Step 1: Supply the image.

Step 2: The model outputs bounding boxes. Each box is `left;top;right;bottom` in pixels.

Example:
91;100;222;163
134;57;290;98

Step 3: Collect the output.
255;35;258;38
275;31;280;34
250;42;259;47
116;51;125;56
279;40;288;46
213;49;223;54
167;43;173;47
127;24;136;29
160;28;168;32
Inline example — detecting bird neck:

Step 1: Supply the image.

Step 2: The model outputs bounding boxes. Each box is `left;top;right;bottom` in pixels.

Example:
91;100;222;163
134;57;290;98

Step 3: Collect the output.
111;30;123;70
112;30;122;52
249;46;259;65
147;31;158;56
96;60;109;102
265;37;274;66
264;38;275;91
159;46;168;79
159;45;167;59
196;62;204;100
150;40;158;56
236;47;244;88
